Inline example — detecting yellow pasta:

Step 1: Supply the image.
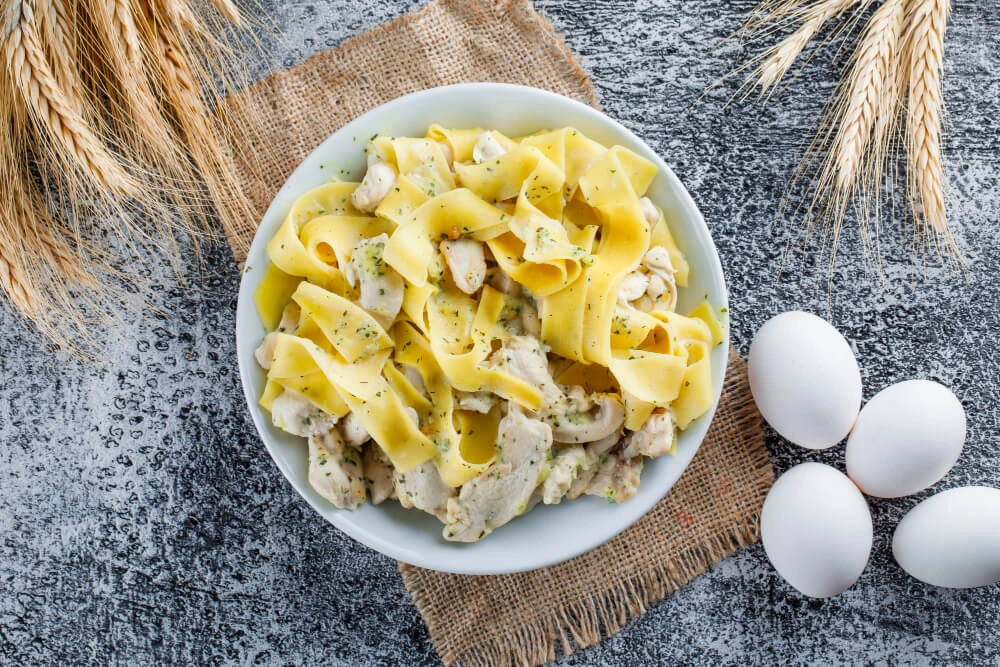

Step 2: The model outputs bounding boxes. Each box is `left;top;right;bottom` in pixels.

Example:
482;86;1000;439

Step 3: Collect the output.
252;125;723;539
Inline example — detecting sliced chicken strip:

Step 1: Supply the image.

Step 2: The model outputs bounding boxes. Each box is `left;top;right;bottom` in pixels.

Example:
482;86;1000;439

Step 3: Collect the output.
351;233;405;322
496;336;625;443
351;161;396;212
439;237;487;294
363;444;395;505
341;411;370;447
472;131;506;164
584;453;643;504
254;303;301;369
269;389;339;437
455;390;496;414
541;445;588;505
565;428;623;500
401;364;428;399
495;336;564;408
444;407;553;542
394;462;455;522
639;196;661;227
623;410;675;459
617;271;649;305
308;429;366;509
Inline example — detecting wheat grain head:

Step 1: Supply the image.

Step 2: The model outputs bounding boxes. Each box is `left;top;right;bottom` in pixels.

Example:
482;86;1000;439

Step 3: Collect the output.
903;0;958;263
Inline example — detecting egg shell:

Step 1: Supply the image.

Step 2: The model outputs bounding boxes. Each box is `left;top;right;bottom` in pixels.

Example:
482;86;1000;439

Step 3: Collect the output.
846;380;966;498
892;486;1000;588
748;311;862;449
761;462;873;598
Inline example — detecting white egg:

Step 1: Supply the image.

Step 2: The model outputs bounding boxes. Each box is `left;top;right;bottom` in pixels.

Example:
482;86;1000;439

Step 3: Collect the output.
749;311;862;449
846;380;966;498
761;462;872;598
892;486;1000;588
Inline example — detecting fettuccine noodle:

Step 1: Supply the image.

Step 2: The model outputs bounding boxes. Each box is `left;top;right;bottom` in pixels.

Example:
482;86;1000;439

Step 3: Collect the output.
253;126;723;542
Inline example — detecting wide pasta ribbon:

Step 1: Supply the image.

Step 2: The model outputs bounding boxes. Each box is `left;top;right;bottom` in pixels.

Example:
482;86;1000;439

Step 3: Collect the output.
266;182;363;293
393;322;501;486
383;188;509;287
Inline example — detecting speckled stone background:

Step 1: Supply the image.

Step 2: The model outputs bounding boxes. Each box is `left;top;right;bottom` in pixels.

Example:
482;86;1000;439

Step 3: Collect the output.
2;1;999;664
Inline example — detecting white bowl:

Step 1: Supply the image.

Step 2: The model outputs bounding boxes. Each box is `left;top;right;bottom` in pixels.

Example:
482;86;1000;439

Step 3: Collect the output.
236;83;729;574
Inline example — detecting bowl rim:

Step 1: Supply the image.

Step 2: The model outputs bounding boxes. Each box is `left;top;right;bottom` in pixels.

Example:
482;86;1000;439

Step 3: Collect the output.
236;82;730;574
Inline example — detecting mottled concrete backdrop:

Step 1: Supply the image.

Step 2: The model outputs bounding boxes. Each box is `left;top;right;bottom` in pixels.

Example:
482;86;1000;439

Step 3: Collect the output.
2;0;999;664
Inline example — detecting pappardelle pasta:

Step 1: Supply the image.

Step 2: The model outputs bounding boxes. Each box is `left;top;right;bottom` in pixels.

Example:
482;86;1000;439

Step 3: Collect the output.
253;126;723;542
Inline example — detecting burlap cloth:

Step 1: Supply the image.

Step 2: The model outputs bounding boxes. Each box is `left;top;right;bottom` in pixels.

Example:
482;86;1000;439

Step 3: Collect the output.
222;1;775;664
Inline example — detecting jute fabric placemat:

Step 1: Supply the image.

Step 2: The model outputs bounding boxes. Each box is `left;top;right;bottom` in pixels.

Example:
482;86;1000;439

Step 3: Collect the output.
222;1;774;664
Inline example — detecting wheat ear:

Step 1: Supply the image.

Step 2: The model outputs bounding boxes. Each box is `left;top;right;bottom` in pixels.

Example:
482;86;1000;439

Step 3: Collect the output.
211;0;241;25
806;0;906;263
4;1;135;194
748;0;862;96
904;0;956;261
36;0;85;116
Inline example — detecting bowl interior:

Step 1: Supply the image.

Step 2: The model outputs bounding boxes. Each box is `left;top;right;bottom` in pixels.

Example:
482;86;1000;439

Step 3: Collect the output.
236;83;729;574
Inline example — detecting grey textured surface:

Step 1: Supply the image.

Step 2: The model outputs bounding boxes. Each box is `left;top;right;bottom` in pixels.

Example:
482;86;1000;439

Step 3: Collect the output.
2;0;999;665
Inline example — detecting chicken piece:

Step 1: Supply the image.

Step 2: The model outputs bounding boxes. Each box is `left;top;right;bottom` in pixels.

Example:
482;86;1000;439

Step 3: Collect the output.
269;389;339;437
437;141;454;170
519;298;541;337
439;238;487;295
551;395;625;444
401;364;428;399
254;303;301;369
541;445;588;505
255;333;278;370
455;390;496;414
341;411;370;447
643;245;675;278
585;453;643;504
350;234;405;322
394;462;455;522
565;428;623;500
617;271;649;305
472;131;506;164
363;443;395;505
639;196;661;227
495;336;564;408
444;407;553;541
623;410;675;459
308;429;366;509
487;269;519;295
496;336;625;443
351;161;396;212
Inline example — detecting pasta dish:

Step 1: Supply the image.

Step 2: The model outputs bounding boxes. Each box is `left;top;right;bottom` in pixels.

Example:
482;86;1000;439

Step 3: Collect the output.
253;126;722;541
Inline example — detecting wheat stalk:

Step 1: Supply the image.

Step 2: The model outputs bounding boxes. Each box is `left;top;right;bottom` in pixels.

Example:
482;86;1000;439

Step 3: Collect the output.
0;0;253;354
5;1;136;194
804;0;907;263
748;0;863;97
904;0;956;261
733;0;958;272
36;0;85;116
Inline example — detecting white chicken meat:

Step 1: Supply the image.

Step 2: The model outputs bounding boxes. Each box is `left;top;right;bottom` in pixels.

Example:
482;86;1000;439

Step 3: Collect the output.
394;462;455;522
351;161;396;212
350;233;405;323
439;237;487;295
269;389;339;438
308;429;366;509
444;407;553;541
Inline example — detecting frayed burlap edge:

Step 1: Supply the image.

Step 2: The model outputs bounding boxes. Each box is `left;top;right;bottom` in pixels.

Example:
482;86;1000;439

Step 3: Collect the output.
399;352;774;667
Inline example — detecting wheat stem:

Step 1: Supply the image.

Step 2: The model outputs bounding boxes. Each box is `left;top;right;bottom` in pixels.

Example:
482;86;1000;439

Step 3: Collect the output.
4;0;136;194
750;0;863;95
904;0;956;260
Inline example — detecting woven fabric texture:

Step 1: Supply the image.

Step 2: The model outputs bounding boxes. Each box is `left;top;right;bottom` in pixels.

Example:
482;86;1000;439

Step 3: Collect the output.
221;2;774;665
